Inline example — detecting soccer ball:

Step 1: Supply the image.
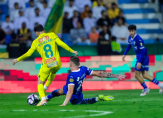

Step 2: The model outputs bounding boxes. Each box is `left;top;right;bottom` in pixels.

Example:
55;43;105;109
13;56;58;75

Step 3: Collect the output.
27;94;40;105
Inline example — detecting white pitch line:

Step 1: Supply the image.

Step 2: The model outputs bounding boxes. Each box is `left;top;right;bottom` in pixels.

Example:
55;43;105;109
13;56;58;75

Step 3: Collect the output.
6;109;113;118
12;109;27;111
59;110;113;118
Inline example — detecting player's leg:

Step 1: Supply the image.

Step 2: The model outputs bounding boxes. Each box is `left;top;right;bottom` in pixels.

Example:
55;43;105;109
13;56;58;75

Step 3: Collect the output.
46;86;65;100
44;72;56;91
142;70;163;94
135;71;150;96
44;66;61;90
80;95;114;104
37;68;50;106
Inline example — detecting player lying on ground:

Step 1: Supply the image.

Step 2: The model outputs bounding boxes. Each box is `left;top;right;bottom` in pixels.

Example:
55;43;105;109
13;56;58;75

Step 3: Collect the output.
45;56;126;106
122;25;163;96
13;24;78;106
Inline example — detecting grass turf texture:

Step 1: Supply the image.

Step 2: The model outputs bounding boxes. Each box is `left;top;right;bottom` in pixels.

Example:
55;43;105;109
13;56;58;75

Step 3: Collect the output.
0;90;163;118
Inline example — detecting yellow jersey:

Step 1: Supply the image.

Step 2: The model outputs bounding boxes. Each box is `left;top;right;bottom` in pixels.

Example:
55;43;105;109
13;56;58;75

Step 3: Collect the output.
17;32;74;68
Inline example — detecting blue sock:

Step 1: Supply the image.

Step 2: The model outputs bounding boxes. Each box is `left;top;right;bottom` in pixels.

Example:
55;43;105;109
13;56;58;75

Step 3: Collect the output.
141;82;148;89
47;89;60;99
152;78;160;86
81;98;97;104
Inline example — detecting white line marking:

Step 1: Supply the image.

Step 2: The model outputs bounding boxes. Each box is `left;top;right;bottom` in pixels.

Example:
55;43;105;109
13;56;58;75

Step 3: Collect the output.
59;110;113;118
4;109;113;117
12;109;27;111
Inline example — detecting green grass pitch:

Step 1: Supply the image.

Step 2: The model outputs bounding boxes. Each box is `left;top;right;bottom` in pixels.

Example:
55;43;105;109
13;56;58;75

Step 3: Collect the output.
0;90;163;118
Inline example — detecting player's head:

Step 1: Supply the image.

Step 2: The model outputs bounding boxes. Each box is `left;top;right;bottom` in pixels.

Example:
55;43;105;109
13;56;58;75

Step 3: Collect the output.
70;56;80;69
43;1;48;8
14;2;19;9
111;2;117;9
22;22;26;29
84;5;90;11
35;8;40;16
88;10;92;18
128;25;136;38
117;17;123;26
34;24;45;36
69;0;74;7
29;0;34;7
5;15;10;22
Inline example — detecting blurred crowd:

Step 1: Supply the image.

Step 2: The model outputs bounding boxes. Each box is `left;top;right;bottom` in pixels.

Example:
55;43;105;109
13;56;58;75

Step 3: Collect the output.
63;0;128;55
0;0;53;47
0;0;131;55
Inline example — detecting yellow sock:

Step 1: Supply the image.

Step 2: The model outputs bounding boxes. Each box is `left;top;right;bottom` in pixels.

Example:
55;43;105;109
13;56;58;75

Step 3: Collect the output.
45;73;56;87
38;84;45;99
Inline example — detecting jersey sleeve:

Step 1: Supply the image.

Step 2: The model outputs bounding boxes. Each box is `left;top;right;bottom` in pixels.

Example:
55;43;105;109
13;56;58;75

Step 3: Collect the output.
136;37;145;50
17;41;36;62
83;66;93;76
54;33;74;53
67;75;75;85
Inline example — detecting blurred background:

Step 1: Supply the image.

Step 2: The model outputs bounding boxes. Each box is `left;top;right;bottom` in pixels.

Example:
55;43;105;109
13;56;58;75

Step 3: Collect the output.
0;0;163;93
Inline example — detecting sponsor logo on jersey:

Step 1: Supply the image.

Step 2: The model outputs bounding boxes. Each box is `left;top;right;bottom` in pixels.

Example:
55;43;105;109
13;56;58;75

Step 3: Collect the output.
38;36;49;43
69;79;74;82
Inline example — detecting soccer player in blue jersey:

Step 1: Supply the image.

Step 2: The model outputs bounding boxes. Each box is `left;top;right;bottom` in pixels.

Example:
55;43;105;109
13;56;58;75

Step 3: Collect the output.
122;25;163;96
46;56;125;106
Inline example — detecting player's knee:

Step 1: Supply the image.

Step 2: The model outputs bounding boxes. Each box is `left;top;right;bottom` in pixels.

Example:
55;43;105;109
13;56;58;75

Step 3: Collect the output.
135;74;140;79
142;74;148;79
38;81;44;85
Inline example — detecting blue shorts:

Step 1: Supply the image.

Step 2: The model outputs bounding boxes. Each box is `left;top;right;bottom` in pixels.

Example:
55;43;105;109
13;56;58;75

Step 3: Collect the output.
135;55;149;71
63;85;83;105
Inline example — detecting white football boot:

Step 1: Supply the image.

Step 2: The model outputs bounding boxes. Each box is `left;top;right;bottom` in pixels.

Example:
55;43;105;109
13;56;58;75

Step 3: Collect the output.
140;88;150;96
159;83;163;94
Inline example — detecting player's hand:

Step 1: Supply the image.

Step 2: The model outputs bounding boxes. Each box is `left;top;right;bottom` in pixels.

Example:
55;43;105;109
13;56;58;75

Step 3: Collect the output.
73;51;78;56
13;59;17;65
116;74;126;80
122;55;125;61
137;63;141;70
59;104;66;106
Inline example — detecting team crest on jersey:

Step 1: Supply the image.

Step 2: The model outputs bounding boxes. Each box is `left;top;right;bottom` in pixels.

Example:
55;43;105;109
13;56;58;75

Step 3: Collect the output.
38;36;49;43
69;79;74;82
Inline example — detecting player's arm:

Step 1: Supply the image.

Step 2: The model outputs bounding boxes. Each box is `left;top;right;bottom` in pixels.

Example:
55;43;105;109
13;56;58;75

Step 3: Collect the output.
55;38;78;56
122;44;131;61
13;42;36;65
91;71;125;80
60;85;74;106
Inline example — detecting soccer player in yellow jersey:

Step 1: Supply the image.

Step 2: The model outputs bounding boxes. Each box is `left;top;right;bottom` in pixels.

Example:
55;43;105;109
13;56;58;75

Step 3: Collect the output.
13;24;78;106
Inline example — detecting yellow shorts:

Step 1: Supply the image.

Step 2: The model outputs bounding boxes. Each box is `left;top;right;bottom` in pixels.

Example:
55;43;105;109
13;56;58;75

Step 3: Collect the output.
38;64;61;82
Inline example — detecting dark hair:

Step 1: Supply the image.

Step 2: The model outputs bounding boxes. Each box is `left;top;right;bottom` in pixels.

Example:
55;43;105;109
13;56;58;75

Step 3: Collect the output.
43;1;47;4
34;24;44;32
6;15;10;19
88;10;92;14
70;56;80;66
35;8;39;11
101;10;105;15
70;0;74;1
29;0;34;2
85;5;89;8
117;17;123;21
112;2;116;6
14;2;18;5
128;25;136;30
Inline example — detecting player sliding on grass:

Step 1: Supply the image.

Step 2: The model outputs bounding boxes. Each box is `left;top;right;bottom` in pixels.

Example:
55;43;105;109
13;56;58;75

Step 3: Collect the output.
46;56;125;106
122;25;163;96
13;24;78;106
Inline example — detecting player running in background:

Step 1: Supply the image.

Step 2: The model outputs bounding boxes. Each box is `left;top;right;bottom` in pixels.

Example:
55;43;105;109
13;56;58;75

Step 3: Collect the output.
122;25;163;96
46;56;125;106
13;24;78;106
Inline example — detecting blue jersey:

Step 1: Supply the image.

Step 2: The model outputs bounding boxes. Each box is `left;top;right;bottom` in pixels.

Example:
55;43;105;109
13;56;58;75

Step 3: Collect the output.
128;34;148;55
64;66;93;98
124;34;148;63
